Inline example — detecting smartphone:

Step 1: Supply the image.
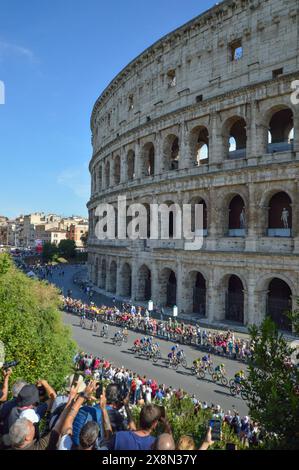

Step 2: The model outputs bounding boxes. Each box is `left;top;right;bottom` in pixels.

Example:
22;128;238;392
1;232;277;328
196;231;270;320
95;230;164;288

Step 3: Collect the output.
95;382;103;399
71;373;80;388
226;443;236;451
209;419;222;441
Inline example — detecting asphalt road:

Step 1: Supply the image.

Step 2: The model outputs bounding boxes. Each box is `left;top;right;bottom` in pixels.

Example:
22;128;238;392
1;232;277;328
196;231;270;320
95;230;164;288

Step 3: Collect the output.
46;264;249;415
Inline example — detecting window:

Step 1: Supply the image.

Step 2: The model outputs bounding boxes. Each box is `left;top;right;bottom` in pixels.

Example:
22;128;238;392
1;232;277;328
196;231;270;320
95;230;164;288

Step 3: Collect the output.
167;69;176;88
128;94;134;111
230;40;243;61
272;68;283;79
196;95;203;103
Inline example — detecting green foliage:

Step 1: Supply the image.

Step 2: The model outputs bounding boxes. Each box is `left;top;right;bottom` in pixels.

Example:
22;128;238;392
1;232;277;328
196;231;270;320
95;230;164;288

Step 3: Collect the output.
242;317;299;449
58;239;76;259
0;254;76;390
131;396;245;450
287;298;299;336
42;242;59;262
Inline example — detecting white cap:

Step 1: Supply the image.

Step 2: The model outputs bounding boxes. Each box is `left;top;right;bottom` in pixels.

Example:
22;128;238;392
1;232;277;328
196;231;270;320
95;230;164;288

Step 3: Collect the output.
19;408;40;423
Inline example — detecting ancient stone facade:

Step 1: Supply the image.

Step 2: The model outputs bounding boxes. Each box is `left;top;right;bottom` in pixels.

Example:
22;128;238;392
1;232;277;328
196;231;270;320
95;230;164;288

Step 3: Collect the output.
87;0;299;331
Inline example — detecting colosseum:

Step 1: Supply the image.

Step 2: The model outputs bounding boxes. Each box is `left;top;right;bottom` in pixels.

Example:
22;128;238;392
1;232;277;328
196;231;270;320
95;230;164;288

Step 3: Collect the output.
87;0;299;333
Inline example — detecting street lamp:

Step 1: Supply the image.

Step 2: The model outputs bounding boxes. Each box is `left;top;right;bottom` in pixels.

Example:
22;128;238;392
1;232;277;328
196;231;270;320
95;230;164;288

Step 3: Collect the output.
173;305;178;317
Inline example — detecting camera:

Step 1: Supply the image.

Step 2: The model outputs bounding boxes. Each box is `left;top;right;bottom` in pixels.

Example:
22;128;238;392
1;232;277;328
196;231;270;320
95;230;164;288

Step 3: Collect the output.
3;360;19;370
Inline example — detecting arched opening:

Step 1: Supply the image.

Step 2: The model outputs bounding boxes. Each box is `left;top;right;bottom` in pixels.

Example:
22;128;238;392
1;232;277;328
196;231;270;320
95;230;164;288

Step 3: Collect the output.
100;259;106;289
114;155;121;185
163;134;180;171
127;150;135;181
136;265;151;301
268;192;292;237
225;275;244;324
120;263;132;298
190;126;209;165
267;108;294;153
190;197;208;236
224;117;247;158
267;278;292;331
159;268;177;307
141;143;155;177
108;261;117;293
228;195;246;236
192;272;206;316
105;161;110;188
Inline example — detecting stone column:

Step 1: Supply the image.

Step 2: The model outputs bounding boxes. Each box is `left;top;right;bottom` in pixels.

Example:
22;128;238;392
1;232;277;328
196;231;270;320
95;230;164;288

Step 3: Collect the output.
116;258;122;296
292;179;299;253
178;121;190;170
254;288;268;326
245;273;257;326
247;100;259;163
208;112;223;167
206;188;222;251
293;111;299;155
176;261;185;314
110;157;115;186
120;147;127;183
134;140;142;179
131;257;138;302
150;262;160;307
154;132;163;175
245;183;260;252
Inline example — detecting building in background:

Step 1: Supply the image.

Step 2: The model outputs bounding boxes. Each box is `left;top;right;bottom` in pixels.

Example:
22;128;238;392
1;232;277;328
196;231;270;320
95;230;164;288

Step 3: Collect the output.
88;0;299;333
67;223;88;248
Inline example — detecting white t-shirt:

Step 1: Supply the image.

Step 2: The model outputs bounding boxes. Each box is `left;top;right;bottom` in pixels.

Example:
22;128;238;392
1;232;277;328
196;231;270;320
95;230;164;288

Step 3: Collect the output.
145;387;152;403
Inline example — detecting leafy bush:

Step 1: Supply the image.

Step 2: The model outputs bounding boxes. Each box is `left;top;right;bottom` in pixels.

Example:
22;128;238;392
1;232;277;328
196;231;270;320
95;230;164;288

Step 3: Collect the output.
0;253;76;390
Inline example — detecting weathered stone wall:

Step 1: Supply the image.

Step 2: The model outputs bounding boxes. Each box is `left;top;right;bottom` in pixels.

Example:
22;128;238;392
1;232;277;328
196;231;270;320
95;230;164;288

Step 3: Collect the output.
87;0;299;330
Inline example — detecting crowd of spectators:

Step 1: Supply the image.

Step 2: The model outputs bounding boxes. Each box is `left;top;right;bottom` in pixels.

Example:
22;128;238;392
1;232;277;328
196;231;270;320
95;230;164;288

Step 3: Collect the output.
0;351;261;451
63;297;254;363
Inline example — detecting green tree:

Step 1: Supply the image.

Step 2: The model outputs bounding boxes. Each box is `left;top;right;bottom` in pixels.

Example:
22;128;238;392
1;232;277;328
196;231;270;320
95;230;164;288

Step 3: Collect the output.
0;253;76;390
42;242;59;262
58;239;76;259
242;317;299;449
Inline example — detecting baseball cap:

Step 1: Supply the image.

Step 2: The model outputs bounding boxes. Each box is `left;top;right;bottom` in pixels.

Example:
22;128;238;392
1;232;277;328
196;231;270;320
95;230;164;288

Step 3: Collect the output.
19;408;40;423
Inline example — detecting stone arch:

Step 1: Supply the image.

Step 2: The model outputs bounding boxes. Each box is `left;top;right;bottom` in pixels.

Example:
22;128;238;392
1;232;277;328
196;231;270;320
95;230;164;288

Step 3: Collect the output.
224;274;245;324
228;194;246;236
219;190;248;237
266;278;293;331
141;142;155;177
163;134;180;171
108;260;117;293
119;262;132;298
189;125;209;165
158;267;177;307
222;115;247;159
127;150;135;181
113;155;121;185
265;105;294;153
267;191;292;237
136;264;152;301
189;196;208;234
185;270;207;316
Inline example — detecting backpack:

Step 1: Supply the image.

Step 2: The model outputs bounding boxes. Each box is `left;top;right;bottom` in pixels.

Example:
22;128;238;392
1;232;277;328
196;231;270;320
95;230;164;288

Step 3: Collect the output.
72;405;104;447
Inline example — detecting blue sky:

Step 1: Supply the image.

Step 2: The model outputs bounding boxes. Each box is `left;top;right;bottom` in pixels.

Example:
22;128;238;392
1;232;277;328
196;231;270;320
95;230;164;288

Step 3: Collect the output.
0;0;216;218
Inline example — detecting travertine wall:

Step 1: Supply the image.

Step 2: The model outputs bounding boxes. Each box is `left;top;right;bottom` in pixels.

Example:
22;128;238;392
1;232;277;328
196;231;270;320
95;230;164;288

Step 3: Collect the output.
87;0;299;331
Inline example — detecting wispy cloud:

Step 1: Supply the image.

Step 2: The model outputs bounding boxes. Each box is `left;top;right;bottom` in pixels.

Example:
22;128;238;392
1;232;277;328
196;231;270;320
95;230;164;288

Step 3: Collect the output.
0;40;36;63
57;164;90;200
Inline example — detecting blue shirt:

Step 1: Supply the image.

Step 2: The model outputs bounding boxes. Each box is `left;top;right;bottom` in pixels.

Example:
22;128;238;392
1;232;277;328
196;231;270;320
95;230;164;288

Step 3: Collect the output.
110;431;156;450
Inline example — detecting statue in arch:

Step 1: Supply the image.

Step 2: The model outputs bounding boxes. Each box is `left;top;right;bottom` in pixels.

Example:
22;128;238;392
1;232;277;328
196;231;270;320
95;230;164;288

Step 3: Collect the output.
281;207;289;229
240;207;246;229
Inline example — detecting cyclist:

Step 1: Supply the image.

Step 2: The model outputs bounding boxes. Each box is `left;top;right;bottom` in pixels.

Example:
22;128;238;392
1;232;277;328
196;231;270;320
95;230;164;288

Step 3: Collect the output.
234;370;245;384
176;348;185;362
133;338;141;350
123;326;129;339
114;330;122;342
102;323;109;336
214;363;226;376
192;357;202;370
79;310;86;326
201;354;212;369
